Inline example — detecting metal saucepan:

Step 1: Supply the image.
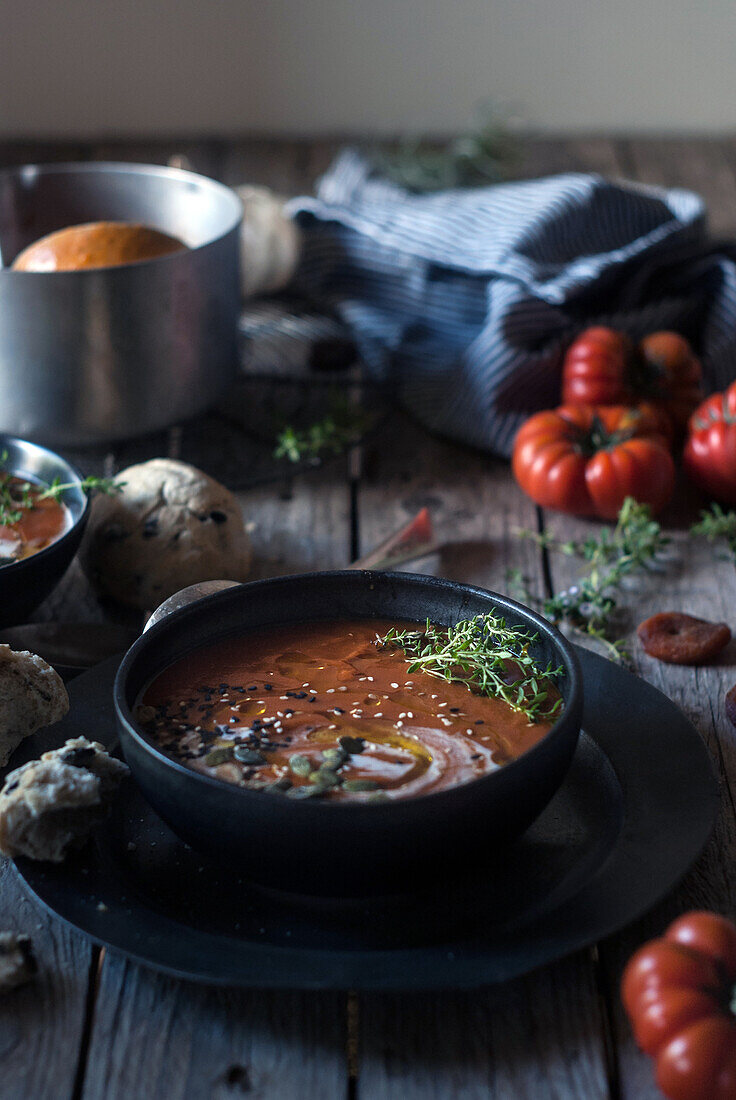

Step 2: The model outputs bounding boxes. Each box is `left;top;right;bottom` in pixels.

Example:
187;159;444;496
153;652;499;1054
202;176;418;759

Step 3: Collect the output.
0;162;242;446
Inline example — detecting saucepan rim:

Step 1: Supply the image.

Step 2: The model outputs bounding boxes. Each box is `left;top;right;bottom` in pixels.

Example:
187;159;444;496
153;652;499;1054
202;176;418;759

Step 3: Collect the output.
0;160;243;272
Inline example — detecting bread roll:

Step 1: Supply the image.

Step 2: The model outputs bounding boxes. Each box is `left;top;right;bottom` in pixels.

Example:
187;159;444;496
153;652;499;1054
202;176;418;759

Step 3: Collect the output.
12;221;186;272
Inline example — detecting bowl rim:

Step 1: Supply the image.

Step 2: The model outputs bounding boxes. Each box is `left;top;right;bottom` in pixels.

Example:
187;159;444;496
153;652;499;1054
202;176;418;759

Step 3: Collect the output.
0;432;90;573
114;570;583;814
0;160;243;272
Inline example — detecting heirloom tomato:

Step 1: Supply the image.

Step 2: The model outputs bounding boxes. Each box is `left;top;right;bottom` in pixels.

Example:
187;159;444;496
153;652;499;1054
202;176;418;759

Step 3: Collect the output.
621;911;736;1100
512;404;675;519
683;380;736;504
561;327;702;432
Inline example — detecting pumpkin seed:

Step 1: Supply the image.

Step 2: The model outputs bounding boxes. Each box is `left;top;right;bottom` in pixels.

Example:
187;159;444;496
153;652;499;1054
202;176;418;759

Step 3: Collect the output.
233;746;266;765
289;754;312;777
267;776;292;792
309;768;341;788
286;784;324;800
204;747;234;767
339;736;366;755
343;779;380;792
321;747;347;769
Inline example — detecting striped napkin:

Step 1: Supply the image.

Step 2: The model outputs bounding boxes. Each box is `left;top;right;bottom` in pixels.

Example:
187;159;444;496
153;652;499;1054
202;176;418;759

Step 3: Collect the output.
289;151;736;456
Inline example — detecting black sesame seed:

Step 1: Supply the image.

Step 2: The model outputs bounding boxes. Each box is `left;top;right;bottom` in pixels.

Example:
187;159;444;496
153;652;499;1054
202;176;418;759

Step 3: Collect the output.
450;707;460;713
475;720;484;725
471;753;482;760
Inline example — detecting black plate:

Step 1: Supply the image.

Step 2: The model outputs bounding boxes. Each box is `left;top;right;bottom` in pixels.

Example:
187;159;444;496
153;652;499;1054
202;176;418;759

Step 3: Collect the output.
9;647;718;990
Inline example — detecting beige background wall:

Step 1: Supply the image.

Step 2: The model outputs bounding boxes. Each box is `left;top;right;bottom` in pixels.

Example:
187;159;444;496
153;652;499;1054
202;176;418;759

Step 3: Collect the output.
1;0;735;137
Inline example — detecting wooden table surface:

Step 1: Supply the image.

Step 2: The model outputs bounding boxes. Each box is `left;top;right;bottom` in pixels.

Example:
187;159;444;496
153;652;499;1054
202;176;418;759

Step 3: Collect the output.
1;135;735;1100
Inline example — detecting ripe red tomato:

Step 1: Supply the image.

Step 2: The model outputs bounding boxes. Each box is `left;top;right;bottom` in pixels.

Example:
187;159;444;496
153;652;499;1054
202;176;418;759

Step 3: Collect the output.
561;327;703;432
683;381;736;504
512;404;675;519
621;911;736;1100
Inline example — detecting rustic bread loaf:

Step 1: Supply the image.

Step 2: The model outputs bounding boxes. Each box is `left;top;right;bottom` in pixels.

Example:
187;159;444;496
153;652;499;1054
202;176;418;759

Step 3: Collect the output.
0;646;69;768
81;458;252;610
0;738;128;862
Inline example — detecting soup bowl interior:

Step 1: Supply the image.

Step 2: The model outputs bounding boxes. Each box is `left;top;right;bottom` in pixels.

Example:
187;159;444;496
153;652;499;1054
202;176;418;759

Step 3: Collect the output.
0;434;89;626
115;571;583;896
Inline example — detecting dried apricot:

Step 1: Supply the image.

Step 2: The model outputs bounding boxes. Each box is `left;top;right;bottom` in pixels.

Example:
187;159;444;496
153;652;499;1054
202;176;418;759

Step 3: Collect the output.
637;612;731;665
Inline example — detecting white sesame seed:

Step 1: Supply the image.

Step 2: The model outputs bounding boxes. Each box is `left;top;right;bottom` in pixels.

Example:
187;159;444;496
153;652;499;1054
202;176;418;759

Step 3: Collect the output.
441;717;452;726
358;676;367;681
396;720;404;727
398;712;407;719
367;676;374;681
407;712;414;718
438;702;448;707
390;682;399;689
302;683;310;688
337;685;348;692
466;728;473;735
326;688;335;693
328;724;338;730
280;695;289;700
374;712;383;718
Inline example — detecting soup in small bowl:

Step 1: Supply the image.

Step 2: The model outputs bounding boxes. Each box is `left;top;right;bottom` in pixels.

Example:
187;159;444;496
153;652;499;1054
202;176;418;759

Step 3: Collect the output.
115;572;582;894
0;434;89;625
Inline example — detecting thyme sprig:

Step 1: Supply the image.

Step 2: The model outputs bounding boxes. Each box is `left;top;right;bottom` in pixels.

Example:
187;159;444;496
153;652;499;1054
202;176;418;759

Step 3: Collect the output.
516;497;670;661
0;452;120;527
376;614;563;723
691;503;736;565
274;405;373;464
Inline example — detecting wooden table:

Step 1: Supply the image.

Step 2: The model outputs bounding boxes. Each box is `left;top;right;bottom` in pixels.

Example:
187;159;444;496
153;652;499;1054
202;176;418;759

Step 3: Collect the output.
1;135;735;1100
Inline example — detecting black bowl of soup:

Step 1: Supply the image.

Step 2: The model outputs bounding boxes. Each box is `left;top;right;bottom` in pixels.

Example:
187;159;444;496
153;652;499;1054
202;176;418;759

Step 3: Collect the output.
114;571;583;895
0;434;89;625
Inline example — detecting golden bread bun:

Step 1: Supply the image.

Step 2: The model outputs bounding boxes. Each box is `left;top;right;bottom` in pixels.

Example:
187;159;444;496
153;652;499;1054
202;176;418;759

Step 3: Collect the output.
12;221;186;272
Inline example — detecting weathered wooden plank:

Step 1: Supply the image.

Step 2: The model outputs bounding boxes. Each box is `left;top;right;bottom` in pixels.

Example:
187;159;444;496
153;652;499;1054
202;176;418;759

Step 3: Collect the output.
87;139;223;180
81;959;347;1100
0;859;94;1100
623;136;736;237
80;425;352;1095
220;140;306;195
355;413;610;1098
359;956;608;1100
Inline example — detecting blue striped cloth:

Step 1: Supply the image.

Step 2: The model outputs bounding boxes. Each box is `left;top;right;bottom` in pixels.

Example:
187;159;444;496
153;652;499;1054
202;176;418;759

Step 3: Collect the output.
289;151;736;456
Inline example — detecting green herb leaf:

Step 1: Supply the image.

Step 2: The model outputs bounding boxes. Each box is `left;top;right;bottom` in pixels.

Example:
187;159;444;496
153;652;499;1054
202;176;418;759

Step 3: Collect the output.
376;614;563;723
518;497;670;662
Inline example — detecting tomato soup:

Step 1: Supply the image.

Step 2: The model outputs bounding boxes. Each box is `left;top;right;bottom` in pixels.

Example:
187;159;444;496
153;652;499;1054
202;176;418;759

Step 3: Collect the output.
137;620;562;802
0;477;71;564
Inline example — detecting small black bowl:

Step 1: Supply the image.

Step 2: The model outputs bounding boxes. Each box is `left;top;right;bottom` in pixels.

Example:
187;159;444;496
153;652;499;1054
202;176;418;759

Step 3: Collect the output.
114;571;583;895
0;434;89;626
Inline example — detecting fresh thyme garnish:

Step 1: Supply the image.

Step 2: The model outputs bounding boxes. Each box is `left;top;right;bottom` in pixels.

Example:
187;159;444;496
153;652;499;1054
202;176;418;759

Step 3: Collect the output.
515;497;670;661
375;614;563;723
274;404;372;464
691;503;736;565
0;451;121;527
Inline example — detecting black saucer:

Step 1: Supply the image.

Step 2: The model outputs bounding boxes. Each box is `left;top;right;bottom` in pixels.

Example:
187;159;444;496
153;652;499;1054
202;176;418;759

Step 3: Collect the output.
9;648;718;990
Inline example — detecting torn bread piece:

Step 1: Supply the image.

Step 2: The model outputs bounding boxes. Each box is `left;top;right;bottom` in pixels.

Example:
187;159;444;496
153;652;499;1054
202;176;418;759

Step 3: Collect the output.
0;932;36;991
0;737;128;861
0;646;69;767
